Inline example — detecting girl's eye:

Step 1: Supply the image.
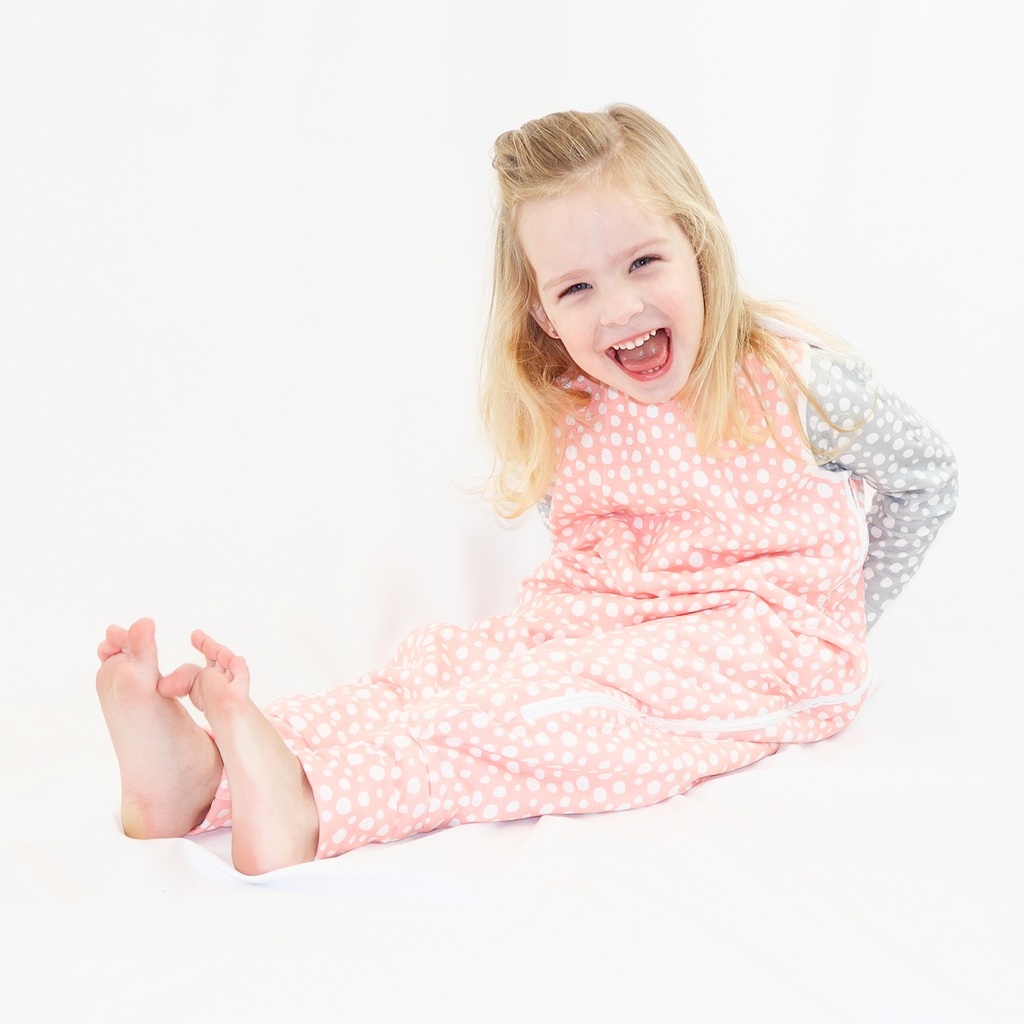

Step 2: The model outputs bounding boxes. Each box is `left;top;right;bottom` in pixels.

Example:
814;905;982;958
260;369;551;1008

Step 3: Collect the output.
630;255;658;271
560;282;591;298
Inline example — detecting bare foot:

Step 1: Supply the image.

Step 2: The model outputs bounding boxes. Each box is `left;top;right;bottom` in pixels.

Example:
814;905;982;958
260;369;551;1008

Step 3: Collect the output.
96;618;223;839
188;630;318;875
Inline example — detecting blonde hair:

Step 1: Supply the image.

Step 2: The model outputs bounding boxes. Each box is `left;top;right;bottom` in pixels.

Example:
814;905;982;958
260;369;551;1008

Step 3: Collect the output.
481;104;850;519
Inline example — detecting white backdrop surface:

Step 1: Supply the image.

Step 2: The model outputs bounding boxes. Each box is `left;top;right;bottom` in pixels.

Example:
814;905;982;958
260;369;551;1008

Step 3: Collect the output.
1;2;1021;1022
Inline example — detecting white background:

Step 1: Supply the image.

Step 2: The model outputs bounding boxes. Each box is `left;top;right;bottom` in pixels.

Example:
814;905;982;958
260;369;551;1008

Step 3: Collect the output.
1;3;1021;1022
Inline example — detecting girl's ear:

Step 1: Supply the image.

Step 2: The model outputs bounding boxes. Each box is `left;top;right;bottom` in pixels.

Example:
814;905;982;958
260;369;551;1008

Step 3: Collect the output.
531;303;559;339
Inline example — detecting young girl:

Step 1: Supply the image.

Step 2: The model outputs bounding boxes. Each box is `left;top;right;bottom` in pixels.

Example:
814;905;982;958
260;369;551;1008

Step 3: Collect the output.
97;104;957;876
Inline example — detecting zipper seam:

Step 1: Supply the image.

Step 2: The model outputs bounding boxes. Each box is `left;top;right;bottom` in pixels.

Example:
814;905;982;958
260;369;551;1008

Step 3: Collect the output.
518;673;871;734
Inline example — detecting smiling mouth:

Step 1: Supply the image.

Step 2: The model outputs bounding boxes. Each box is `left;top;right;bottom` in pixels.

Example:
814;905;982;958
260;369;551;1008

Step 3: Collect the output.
609;329;672;380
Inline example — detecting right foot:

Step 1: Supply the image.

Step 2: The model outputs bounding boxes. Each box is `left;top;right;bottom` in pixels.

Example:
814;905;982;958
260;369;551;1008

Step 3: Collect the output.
188;630;318;876
96;618;223;839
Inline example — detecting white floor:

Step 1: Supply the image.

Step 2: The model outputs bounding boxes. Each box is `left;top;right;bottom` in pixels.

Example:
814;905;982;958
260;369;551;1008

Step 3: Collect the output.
4;562;1021;1023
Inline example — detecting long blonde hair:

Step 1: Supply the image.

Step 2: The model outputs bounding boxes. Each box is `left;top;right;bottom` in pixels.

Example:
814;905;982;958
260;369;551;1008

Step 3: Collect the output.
481;104;848;519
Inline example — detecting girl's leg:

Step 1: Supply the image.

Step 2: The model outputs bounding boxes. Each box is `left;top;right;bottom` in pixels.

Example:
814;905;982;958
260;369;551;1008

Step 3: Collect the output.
188;599;864;863
96;618;222;839
192;620;780;860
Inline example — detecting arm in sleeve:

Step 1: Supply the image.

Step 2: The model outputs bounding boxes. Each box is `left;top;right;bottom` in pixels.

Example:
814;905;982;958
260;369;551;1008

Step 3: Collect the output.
805;349;958;631
538;492;552;530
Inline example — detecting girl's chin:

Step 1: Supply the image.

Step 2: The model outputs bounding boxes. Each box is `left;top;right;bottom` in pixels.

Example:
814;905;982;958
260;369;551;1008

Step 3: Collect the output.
616;379;685;404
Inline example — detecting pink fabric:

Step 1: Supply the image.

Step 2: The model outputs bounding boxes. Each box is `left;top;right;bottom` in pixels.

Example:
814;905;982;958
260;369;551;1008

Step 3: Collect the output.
190;341;870;858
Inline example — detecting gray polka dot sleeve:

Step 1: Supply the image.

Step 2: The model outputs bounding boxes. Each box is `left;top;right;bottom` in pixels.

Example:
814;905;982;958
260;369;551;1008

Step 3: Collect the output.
805;348;958;630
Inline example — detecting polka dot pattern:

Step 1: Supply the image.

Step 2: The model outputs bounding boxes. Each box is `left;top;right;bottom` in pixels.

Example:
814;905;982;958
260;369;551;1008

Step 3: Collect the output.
538;338;958;631
191;338;879;858
803;346;957;628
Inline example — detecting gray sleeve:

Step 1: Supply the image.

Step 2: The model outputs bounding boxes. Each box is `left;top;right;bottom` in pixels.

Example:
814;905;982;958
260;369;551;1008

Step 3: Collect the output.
538;493;552;530
805;349;958;630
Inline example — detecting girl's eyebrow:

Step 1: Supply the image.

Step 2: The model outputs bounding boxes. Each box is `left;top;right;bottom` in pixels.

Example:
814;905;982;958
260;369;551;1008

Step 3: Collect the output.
542;237;672;293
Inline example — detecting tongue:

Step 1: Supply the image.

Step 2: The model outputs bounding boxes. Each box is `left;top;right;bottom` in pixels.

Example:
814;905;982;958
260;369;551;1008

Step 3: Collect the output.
616;330;668;373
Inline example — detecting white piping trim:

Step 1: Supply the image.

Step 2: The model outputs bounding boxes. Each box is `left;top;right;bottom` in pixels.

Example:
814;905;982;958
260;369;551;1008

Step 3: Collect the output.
519;669;872;736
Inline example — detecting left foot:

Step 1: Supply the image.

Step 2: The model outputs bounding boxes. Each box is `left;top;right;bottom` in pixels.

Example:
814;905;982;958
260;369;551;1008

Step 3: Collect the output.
181;630;319;875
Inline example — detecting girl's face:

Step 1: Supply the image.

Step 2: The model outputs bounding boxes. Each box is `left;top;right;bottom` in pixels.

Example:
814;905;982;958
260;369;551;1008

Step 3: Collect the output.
520;185;704;405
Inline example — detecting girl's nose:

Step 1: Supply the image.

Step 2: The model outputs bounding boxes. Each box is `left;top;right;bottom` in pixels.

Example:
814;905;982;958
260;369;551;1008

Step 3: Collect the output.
599;287;644;328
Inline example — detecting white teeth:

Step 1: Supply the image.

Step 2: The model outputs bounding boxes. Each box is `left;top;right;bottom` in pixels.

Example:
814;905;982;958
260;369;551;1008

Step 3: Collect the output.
612;329;658;351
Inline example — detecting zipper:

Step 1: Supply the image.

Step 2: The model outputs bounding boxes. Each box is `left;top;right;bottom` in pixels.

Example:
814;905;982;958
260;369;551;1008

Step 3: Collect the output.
519;670;872;736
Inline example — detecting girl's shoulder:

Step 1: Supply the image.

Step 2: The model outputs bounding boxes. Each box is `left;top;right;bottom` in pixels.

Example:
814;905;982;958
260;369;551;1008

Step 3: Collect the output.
754;313;824;348
753;313;874;392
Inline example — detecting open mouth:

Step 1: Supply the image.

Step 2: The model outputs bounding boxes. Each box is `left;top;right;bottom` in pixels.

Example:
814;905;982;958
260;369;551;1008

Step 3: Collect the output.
609;328;672;381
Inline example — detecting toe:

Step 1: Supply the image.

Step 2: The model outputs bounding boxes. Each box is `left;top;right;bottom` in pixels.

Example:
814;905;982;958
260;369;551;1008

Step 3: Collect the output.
216;645;238;672
227;654;249;684
105;623;128;648
192;630;240;674
194;633;216;663
157;662;202;699
98;636;125;661
126;618;158;669
192;630;222;663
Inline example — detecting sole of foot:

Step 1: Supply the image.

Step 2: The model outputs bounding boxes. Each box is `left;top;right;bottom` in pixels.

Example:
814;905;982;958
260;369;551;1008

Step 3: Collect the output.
189;630;319;875
96;618;223;839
